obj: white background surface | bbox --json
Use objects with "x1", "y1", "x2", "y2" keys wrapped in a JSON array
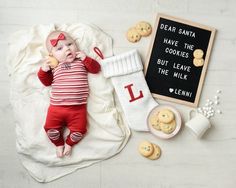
[{"x1": 0, "y1": 0, "x2": 236, "y2": 187}]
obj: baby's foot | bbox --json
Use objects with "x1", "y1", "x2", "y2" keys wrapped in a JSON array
[
  {"x1": 63, "y1": 144, "x2": 72, "y2": 156},
  {"x1": 56, "y1": 145, "x2": 64, "y2": 158}
]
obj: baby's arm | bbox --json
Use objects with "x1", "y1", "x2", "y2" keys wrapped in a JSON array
[
  {"x1": 83, "y1": 56, "x2": 101, "y2": 74},
  {"x1": 76, "y1": 51, "x2": 101, "y2": 74},
  {"x1": 37, "y1": 58, "x2": 53, "y2": 86}
]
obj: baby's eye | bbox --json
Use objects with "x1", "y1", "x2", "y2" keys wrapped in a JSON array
[
  {"x1": 57, "y1": 46, "x2": 62, "y2": 51},
  {"x1": 67, "y1": 43, "x2": 73, "y2": 46}
]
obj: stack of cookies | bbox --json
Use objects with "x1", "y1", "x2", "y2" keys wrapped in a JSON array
[
  {"x1": 126, "y1": 21, "x2": 152, "y2": 43},
  {"x1": 138, "y1": 140, "x2": 161, "y2": 160},
  {"x1": 193, "y1": 49, "x2": 204, "y2": 67},
  {"x1": 149, "y1": 109, "x2": 176, "y2": 134}
]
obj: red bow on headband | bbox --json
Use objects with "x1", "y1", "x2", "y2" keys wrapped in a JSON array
[{"x1": 50, "y1": 33, "x2": 65, "y2": 47}]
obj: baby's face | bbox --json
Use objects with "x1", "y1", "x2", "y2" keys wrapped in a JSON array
[{"x1": 48, "y1": 33, "x2": 78, "y2": 63}]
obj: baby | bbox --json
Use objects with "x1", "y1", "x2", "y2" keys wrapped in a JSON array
[{"x1": 38, "y1": 31, "x2": 100, "y2": 157}]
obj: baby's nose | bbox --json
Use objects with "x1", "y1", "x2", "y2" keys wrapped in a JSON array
[{"x1": 64, "y1": 45, "x2": 69, "y2": 50}]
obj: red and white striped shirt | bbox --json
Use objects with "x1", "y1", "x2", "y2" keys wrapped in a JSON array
[{"x1": 38, "y1": 57, "x2": 100, "y2": 106}]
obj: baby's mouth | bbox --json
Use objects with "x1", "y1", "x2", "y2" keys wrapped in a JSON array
[{"x1": 66, "y1": 52, "x2": 72, "y2": 57}]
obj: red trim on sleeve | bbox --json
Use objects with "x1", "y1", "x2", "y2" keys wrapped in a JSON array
[
  {"x1": 83, "y1": 56, "x2": 101, "y2": 74},
  {"x1": 37, "y1": 68, "x2": 53, "y2": 86}
]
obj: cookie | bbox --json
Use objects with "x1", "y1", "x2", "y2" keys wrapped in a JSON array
[
  {"x1": 149, "y1": 113, "x2": 161, "y2": 131},
  {"x1": 48, "y1": 56, "x2": 58, "y2": 69},
  {"x1": 135, "y1": 21, "x2": 152, "y2": 37},
  {"x1": 158, "y1": 109, "x2": 175, "y2": 124},
  {"x1": 147, "y1": 143, "x2": 161, "y2": 160},
  {"x1": 152, "y1": 122, "x2": 161, "y2": 131},
  {"x1": 193, "y1": 49, "x2": 204, "y2": 59},
  {"x1": 193, "y1": 58, "x2": 204, "y2": 67},
  {"x1": 160, "y1": 119, "x2": 176, "y2": 134},
  {"x1": 138, "y1": 141, "x2": 154, "y2": 157},
  {"x1": 126, "y1": 27, "x2": 141, "y2": 43}
]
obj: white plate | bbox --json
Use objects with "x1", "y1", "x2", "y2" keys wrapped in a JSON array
[{"x1": 147, "y1": 105, "x2": 182, "y2": 139}]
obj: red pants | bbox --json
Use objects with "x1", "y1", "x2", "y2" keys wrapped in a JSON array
[{"x1": 44, "y1": 104, "x2": 87, "y2": 146}]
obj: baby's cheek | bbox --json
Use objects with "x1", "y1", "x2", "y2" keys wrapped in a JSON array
[{"x1": 53, "y1": 52, "x2": 64, "y2": 61}]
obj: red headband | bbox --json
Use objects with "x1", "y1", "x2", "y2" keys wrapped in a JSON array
[{"x1": 50, "y1": 33, "x2": 65, "y2": 47}]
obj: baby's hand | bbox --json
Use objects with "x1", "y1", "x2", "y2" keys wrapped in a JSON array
[
  {"x1": 76, "y1": 51, "x2": 86, "y2": 61},
  {"x1": 41, "y1": 57, "x2": 51, "y2": 72}
]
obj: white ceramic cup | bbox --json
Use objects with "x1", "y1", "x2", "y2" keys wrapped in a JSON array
[{"x1": 185, "y1": 110, "x2": 211, "y2": 138}]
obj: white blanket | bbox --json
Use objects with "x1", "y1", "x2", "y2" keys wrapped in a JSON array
[{"x1": 6, "y1": 23, "x2": 130, "y2": 182}]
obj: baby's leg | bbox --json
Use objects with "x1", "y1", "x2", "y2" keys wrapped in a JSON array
[
  {"x1": 45, "y1": 128, "x2": 65, "y2": 157},
  {"x1": 44, "y1": 105, "x2": 66, "y2": 157},
  {"x1": 64, "y1": 105, "x2": 87, "y2": 156},
  {"x1": 63, "y1": 143, "x2": 72, "y2": 156},
  {"x1": 56, "y1": 145, "x2": 64, "y2": 158},
  {"x1": 64, "y1": 132, "x2": 84, "y2": 156}
]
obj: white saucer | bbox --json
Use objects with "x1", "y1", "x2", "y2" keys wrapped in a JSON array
[{"x1": 147, "y1": 105, "x2": 182, "y2": 139}]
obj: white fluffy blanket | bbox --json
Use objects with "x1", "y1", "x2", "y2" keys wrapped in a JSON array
[{"x1": 6, "y1": 23, "x2": 130, "y2": 182}]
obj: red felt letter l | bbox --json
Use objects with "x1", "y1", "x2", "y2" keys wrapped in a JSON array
[{"x1": 124, "y1": 84, "x2": 144, "y2": 102}]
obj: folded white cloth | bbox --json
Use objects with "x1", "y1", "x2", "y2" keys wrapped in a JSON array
[{"x1": 6, "y1": 23, "x2": 130, "y2": 182}]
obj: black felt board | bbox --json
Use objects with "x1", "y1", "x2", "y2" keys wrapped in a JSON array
[{"x1": 145, "y1": 14, "x2": 216, "y2": 107}]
